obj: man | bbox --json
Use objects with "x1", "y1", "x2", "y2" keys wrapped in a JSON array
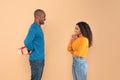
[{"x1": 24, "y1": 9, "x2": 46, "y2": 80}]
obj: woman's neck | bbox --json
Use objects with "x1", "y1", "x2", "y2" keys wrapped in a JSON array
[{"x1": 78, "y1": 34, "x2": 82, "y2": 37}]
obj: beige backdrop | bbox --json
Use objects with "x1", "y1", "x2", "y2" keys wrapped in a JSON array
[{"x1": 0, "y1": 0, "x2": 120, "y2": 80}]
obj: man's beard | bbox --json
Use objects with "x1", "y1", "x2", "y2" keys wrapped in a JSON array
[{"x1": 39, "y1": 20, "x2": 44, "y2": 25}]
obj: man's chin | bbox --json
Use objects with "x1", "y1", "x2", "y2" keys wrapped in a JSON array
[{"x1": 40, "y1": 22, "x2": 44, "y2": 25}]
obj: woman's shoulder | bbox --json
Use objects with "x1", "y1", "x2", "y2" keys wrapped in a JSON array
[{"x1": 78, "y1": 36, "x2": 88, "y2": 43}]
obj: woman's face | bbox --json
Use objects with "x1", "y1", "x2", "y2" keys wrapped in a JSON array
[{"x1": 74, "y1": 25, "x2": 81, "y2": 36}]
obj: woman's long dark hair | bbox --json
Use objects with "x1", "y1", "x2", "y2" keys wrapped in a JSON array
[{"x1": 76, "y1": 21, "x2": 93, "y2": 47}]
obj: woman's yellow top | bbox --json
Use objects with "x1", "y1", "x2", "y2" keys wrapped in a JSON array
[{"x1": 67, "y1": 36, "x2": 89, "y2": 58}]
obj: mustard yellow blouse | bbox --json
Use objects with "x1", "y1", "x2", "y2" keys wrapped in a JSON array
[{"x1": 67, "y1": 36, "x2": 89, "y2": 58}]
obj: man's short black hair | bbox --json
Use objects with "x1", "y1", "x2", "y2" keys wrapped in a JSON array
[{"x1": 34, "y1": 9, "x2": 45, "y2": 18}]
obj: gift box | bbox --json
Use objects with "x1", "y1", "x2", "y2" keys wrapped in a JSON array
[{"x1": 18, "y1": 46, "x2": 29, "y2": 55}]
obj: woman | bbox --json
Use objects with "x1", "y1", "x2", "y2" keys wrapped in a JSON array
[{"x1": 67, "y1": 21, "x2": 93, "y2": 80}]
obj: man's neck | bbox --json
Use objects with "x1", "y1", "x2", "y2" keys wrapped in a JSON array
[{"x1": 34, "y1": 20, "x2": 41, "y2": 26}]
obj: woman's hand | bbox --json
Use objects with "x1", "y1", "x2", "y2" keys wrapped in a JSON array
[
  {"x1": 70, "y1": 50, "x2": 74, "y2": 54},
  {"x1": 69, "y1": 34, "x2": 77, "y2": 43}
]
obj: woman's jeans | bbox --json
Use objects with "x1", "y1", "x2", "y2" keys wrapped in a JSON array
[
  {"x1": 72, "y1": 57, "x2": 88, "y2": 80},
  {"x1": 30, "y1": 60, "x2": 44, "y2": 80}
]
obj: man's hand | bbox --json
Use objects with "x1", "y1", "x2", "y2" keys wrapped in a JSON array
[{"x1": 28, "y1": 50, "x2": 32, "y2": 55}]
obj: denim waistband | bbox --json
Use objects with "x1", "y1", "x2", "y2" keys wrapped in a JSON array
[
  {"x1": 73, "y1": 56, "x2": 85, "y2": 59},
  {"x1": 73, "y1": 57, "x2": 86, "y2": 62}
]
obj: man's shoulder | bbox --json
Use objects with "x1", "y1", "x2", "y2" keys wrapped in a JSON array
[
  {"x1": 31, "y1": 22, "x2": 36, "y2": 27},
  {"x1": 30, "y1": 23, "x2": 37, "y2": 29}
]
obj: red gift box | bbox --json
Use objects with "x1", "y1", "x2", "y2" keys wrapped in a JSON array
[{"x1": 18, "y1": 46, "x2": 29, "y2": 55}]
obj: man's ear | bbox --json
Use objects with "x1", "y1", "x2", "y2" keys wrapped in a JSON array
[{"x1": 36, "y1": 15, "x2": 40, "y2": 19}]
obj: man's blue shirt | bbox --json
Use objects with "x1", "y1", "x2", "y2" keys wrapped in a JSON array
[{"x1": 24, "y1": 22, "x2": 44, "y2": 60}]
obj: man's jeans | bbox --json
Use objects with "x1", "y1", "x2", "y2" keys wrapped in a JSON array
[
  {"x1": 30, "y1": 60, "x2": 44, "y2": 80},
  {"x1": 72, "y1": 57, "x2": 88, "y2": 80}
]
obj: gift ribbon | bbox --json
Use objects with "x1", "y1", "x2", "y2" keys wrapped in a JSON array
[{"x1": 19, "y1": 46, "x2": 26, "y2": 55}]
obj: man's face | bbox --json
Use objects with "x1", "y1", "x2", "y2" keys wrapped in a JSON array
[{"x1": 38, "y1": 13, "x2": 46, "y2": 25}]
